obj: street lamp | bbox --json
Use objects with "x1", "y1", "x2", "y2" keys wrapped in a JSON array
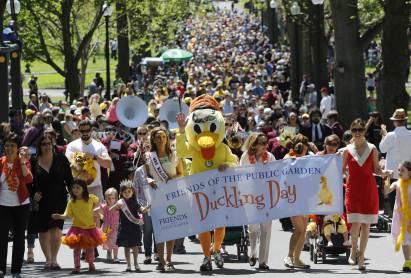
[
  {"x1": 103, "y1": 1, "x2": 112, "y2": 100},
  {"x1": 270, "y1": 0, "x2": 278, "y2": 9},
  {"x1": 311, "y1": 0, "x2": 325, "y2": 4},
  {"x1": 6, "y1": 0, "x2": 23, "y2": 114},
  {"x1": 290, "y1": 2, "x2": 301, "y2": 15},
  {"x1": 257, "y1": 0, "x2": 266, "y2": 33}
]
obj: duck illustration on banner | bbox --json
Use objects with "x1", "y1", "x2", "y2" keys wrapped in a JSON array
[{"x1": 317, "y1": 176, "x2": 333, "y2": 206}]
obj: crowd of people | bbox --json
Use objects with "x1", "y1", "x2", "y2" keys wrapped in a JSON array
[{"x1": 0, "y1": 5, "x2": 411, "y2": 278}]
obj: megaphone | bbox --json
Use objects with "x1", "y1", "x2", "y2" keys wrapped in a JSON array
[
  {"x1": 159, "y1": 98, "x2": 189, "y2": 130},
  {"x1": 116, "y1": 96, "x2": 148, "y2": 128}
]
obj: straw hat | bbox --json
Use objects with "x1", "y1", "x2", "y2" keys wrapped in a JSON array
[{"x1": 390, "y1": 108, "x2": 408, "y2": 121}]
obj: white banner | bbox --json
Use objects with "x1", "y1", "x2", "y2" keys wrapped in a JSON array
[{"x1": 146, "y1": 154, "x2": 343, "y2": 242}]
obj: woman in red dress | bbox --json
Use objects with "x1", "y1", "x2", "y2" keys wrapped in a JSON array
[{"x1": 343, "y1": 119, "x2": 383, "y2": 271}]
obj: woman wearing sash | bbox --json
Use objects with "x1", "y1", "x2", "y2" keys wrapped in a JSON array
[
  {"x1": 343, "y1": 119, "x2": 383, "y2": 271},
  {"x1": 145, "y1": 127, "x2": 183, "y2": 272},
  {"x1": 283, "y1": 134, "x2": 311, "y2": 269},
  {"x1": 240, "y1": 132, "x2": 275, "y2": 270}
]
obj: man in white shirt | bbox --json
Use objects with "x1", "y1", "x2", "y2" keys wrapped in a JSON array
[
  {"x1": 66, "y1": 120, "x2": 112, "y2": 201},
  {"x1": 379, "y1": 108, "x2": 411, "y2": 179},
  {"x1": 319, "y1": 87, "x2": 332, "y2": 122}
]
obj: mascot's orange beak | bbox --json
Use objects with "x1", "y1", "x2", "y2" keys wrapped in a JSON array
[{"x1": 197, "y1": 132, "x2": 218, "y2": 160}]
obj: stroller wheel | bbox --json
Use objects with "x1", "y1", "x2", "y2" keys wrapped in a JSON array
[
  {"x1": 310, "y1": 244, "x2": 314, "y2": 261},
  {"x1": 322, "y1": 251, "x2": 327, "y2": 264},
  {"x1": 345, "y1": 249, "x2": 350, "y2": 263}
]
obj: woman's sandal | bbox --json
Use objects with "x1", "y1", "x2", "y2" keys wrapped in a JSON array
[
  {"x1": 358, "y1": 254, "x2": 366, "y2": 271},
  {"x1": 51, "y1": 263, "x2": 61, "y2": 270},
  {"x1": 293, "y1": 259, "x2": 310, "y2": 269}
]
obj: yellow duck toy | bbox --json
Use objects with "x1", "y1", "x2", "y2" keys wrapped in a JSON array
[
  {"x1": 318, "y1": 176, "x2": 333, "y2": 206},
  {"x1": 176, "y1": 94, "x2": 238, "y2": 272}
]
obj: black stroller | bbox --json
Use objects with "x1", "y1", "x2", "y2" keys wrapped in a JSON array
[
  {"x1": 308, "y1": 216, "x2": 351, "y2": 264},
  {"x1": 221, "y1": 226, "x2": 249, "y2": 261}
]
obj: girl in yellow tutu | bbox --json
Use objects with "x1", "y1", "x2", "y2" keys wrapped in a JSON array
[
  {"x1": 52, "y1": 179, "x2": 106, "y2": 274},
  {"x1": 385, "y1": 161, "x2": 411, "y2": 272}
]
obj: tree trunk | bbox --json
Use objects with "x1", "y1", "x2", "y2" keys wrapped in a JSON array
[
  {"x1": 80, "y1": 49, "x2": 88, "y2": 97},
  {"x1": 377, "y1": 0, "x2": 410, "y2": 125},
  {"x1": 309, "y1": 3, "x2": 328, "y2": 106},
  {"x1": 330, "y1": 0, "x2": 367, "y2": 127},
  {"x1": 66, "y1": 64, "x2": 80, "y2": 102},
  {"x1": 116, "y1": 0, "x2": 130, "y2": 82}
]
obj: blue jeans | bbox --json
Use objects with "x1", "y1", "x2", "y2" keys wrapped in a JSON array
[{"x1": 143, "y1": 213, "x2": 156, "y2": 257}]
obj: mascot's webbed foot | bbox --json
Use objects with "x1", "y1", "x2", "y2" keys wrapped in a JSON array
[{"x1": 200, "y1": 257, "x2": 212, "y2": 272}]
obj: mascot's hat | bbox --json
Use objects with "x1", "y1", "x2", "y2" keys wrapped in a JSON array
[{"x1": 189, "y1": 94, "x2": 221, "y2": 113}]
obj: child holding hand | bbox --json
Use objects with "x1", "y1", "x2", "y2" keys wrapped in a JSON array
[
  {"x1": 385, "y1": 161, "x2": 411, "y2": 272},
  {"x1": 52, "y1": 179, "x2": 106, "y2": 274},
  {"x1": 110, "y1": 180, "x2": 149, "y2": 272}
]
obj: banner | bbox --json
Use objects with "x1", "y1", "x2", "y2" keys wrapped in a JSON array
[{"x1": 145, "y1": 154, "x2": 343, "y2": 242}]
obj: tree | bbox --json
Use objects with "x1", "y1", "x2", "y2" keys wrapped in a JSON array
[
  {"x1": 116, "y1": 0, "x2": 130, "y2": 82},
  {"x1": 376, "y1": 0, "x2": 410, "y2": 125},
  {"x1": 19, "y1": 0, "x2": 106, "y2": 101},
  {"x1": 330, "y1": 0, "x2": 383, "y2": 127}
]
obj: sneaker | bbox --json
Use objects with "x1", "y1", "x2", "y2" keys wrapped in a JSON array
[
  {"x1": 213, "y1": 251, "x2": 224, "y2": 268},
  {"x1": 327, "y1": 241, "x2": 333, "y2": 247},
  {"x1": 284, "y1": 256, "x2": 294, "y2": 268},
  {"x1": 154, "y1": 254, "x2": 160, "y2": 262},
  {"x1": 143, "y1": 257, "x2": 152, "y2": 264},
  {"x1": 200, "y1": 257, "x2": 212, "y2": 272},
  {"x1": 113, "y1": 258, "x2": 120, "y2": 264},
  {"x1": 166, "y1": 263, "x2": 176, "y2": 272},
  {"x1": 156, "y1": 263, "x2": 165, "y2": 272},
  {"x1": 125, "y1": 266, "x2": 132, "y2": 272}
]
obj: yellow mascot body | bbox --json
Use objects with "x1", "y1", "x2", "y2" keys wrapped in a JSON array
[{"x1": 176, "y1": 95, "x2": 238, "y2": 271}]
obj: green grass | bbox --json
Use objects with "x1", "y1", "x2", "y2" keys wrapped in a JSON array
[{"x1": 23, "y1": 54, "x2": 117, "y2": 89}]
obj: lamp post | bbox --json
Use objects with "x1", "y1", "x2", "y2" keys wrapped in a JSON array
[
  {"x1": 6, "y1": 0, "x2": 23, "y2": 113},
  {"x1": 290, "y1": 1, "x2": 301, "y2": 102},
  {"x1": 259, "y1": 0, "x2": 265, "y2": 32},
  {"x1": 103, "y1": 1, "x2": 112, "y2": 100}
]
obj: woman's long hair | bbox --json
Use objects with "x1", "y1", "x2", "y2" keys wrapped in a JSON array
[
  {"x1": 36, "y1": 133, "x2": 54, "y2": 157},
  {"x1": 242, "y1": 132, "x2": 266, "y2": 155},
  {"x1": 150, "y1": 127, "x2": 172, "y2": 158}
]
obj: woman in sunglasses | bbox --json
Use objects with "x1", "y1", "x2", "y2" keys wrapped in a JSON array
[
  {"x1": 31, "y1": 134, "x2": 73, "y2": 270},
  {"x1": 317, "y1": 135, "x2": 340, "y2": 155},
  {"x1": 342, "y1": 118, "x2": 384, "y2": 271},
  {"x1": 240, "y1": 133, "x2": 275, "y2": 270}
]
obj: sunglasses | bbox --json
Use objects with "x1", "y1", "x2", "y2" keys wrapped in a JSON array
[
  {"x1": 326, "y1": 142, "x2": 339, "y2": 147},
  {"x1": 41, "y1": 142, "x2": 52, "y2": 146},
  {"x1": 4, "y1": 143, "x2": 17, "y2": 148},
  {"x1": 79, "y1": 129, "x2": 91, "y2": 134},
  {"x1": 255, "y1": 138, "x2": 268, "y2": 146},
  {"x1": 351, "y1": 128, "x2": 365, "y2": 133},
  {"x1": 138, "y1": 132, "x2": 147, "y2": 136}
]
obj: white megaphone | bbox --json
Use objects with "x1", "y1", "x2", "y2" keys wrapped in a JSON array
[
  {"x1": 159, "y1": 98, "x2": 189, "y2": 130},
  {"x1": 116, "y1": 96, "x2": 148, "y2": 128}
]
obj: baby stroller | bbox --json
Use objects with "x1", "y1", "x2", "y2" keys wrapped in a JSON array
[
  {"x1": 308, "y1": 216, "x2": 351, "y2": 264},
  {"x1": 221, "y1": 226, "x2": 249, "y2": 261}
]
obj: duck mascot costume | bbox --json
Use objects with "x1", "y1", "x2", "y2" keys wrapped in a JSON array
[{"x1": 176, "y1": 95, "x2": 238, "y2": 272}]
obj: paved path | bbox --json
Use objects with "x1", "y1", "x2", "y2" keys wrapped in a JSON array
[{"x1": 5, "y1": 220, "x2": 409, "y2": 278}]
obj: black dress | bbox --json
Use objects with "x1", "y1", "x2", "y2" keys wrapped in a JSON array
[
  {"x1": 32, "y1": 153, "x2": 73, "y2": 233},
  {"x1": 116, "y1": 198, "x2": 143, "y2": 247}
]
